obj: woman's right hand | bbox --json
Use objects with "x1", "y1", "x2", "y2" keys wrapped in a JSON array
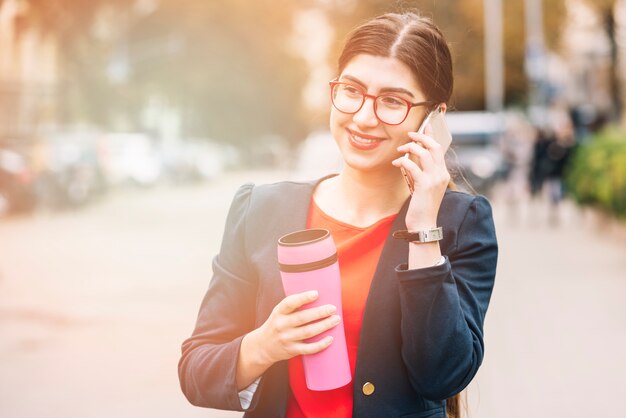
[
  {"x1": 236, "y1": 290, "x2": 341, "y2": 390},
  {"x1": 256, "y1": 290, "x2": 341, "y2": 364}
]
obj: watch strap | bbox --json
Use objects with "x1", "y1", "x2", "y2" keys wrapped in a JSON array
[{"x1": 392, "y1": 227, "x2": 443, "y2": 243}]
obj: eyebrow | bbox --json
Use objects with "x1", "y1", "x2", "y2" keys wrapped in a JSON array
[{"x1": 339, "y1": 74, "x2": 416, "y2": 98}]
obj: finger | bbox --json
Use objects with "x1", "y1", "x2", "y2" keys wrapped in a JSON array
[
  {"x1": 290, "y1": 314, "x2": 341, "y2": 341},
  {"x1": 279, "y1": 291, "x2": 318, "y2": 315},
  {"x1": 408, "y1": 130, "x2": 442, "y2": 150},
  {"x1": 287, "y1": 304, "x2": 337, "y2": 328},
  {"x1": 392, "y1": 153, "x2": 423, "y2": 171},
  {"x1": 392, "y1": 155, "x2": 423, "y2": 187},
  {"x1": 407, "y1": 132, "x2": 445, "y2": 165},
  {"x1": 397, "y1": 142, "x2": 435, "y2": 170},
  {"x1": 409, "y1": 126, "x2": 444, "y2": 146},
  {"x1": 292, "y1": 336, "x2": 334, "y2": 355}
]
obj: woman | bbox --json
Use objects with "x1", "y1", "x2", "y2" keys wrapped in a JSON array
[{"x1": 179, "y1": 12, "x2": 497, "y2": 418}]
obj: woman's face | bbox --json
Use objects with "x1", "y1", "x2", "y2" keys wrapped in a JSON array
[{"x1": 330, "y1": 54, "x2": 428, "y2": 174}]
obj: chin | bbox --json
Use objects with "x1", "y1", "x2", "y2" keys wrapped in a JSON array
[{"x1": 341, "y1": 152, "x2": 394, "y2": 174}]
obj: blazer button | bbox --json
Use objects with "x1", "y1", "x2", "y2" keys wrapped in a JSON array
[{"x1": 362, "y1": 382, "x2": 375, "y2": 396}]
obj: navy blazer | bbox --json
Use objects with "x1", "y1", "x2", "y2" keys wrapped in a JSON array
[{"x1": 178, "y1": 176, "x2": 498, "y2": 418}]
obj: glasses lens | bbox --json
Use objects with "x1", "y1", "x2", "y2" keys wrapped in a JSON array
[
  {"x1": 331, "y1": 83, "x2": 364, "y2": 113},
  {"x1": 375, "y1": 95, "x2": 410, "y2": 125}
]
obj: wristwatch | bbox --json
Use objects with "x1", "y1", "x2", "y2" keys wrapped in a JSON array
[{"x1": 392, "y1": 227, "x2": 443, "y2": 243}]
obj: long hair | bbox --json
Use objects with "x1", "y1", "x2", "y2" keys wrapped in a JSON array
[{"x1": 337, "y1": 12, "x2": 466, "y2": 418}]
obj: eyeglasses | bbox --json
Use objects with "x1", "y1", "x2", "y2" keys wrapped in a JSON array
[{"x1": 329, "y1": 80, "x2": 434, "y2": 126}]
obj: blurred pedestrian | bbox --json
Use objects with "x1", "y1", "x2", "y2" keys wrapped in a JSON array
[
  {"x1": 179, "y1": 11, "x2": 498, "y2": 418},
  {"x1": 529, "y1": 127, "x2": 549, "y2": 198},
  {"x1": 500, "y1": 111, "x2": 535, "y2": 223},
  {"x1": 529, "y1": 100, "x2": 576, "y2": 225}
]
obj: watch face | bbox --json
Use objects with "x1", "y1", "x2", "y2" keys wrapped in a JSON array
[
  {"x1": 430, "y1": 228, "x2": 443, "y2": 241},
  {"x1": 421, "y1": 227, "x2": 443, "y2": 242}
]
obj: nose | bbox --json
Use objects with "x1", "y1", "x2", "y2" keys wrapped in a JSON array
[{"x1": 352, "y1": 96, "x2": 379, "y2": 128}]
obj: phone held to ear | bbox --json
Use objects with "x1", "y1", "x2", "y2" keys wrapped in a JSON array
[{"x1": 400, "y1": 105, "x2": 452, "y2": 194}]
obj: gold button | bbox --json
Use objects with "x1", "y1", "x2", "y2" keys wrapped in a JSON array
[{"x1": 362, "y1": 382, "x2": 375, "y2": 396}]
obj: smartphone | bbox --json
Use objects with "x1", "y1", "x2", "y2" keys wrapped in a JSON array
[{"x1": 400, "y1": 105, "x2": 452, "y2": 194}]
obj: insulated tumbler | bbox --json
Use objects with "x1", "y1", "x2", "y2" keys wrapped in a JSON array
[{"x1": 277, "y1": 228, "x2": 351, "y2": 391}]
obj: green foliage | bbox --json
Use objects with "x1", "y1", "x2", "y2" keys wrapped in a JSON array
[{"x1": 565, "y1": 127, "x2": 626, "y2": 218}]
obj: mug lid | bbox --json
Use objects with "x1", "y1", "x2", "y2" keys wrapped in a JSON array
[{"x1": 278, "y1": 228, "x2": 329, "y2": 247}]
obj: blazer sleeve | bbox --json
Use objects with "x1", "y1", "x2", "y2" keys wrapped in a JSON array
[
  {"x1": 395, "y1": 195, "x2": 498, "y2": 401},
  {"x1": 178, "y1": 183, "x2": 259, "y2": 411}
]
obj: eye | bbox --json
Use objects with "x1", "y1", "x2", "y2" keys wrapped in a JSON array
[
  {"x1": 341, "y1": 84, "x2": 362, "y2": 97},
  {"x1": 378, "y1": 95, "x2": 405, "y2": 108}
]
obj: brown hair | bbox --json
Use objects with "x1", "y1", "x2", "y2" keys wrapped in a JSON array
[
  {"x1": 337, "y1": 12, "x2": 453, "y2": 109},
  {"x1": 337, "y1": 12, "x2": 466, "y2": 418}
]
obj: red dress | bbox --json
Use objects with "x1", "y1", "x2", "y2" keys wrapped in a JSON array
[{"x1": 286, "y1": 198, "x2": 397, "y2": 418}]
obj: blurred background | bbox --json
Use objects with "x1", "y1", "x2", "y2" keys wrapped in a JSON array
[{"x1": 0, "y1": 0, "x2": 624, "y2": 417}]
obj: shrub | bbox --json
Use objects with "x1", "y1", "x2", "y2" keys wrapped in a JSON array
[{"x1": 565, "y1": 126, "x2": 626, "y2": 219}]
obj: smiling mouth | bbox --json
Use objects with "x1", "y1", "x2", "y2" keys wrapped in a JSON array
[{"x1": 347, "y1": 129, "x2": 385, "y2": 149}]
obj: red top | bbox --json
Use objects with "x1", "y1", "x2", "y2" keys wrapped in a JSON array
[{"x1": 286, "y1": 198, "x2": 397, "y2": 418}]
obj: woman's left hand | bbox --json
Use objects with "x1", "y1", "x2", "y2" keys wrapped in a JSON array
[{"x1": 392, "y1": 125, "x2": 450, "y2": 230}]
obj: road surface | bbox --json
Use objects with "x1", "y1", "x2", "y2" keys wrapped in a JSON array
[{"x1": 1, "y1": 170, "x2": 624, "y2": 418}]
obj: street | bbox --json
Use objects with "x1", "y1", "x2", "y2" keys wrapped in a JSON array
[{"x1": 1, "y1": 170, "x2": 625, "y2": 418}]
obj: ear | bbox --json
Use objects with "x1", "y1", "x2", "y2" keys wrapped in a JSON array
[{"x1": 439, "y1": 103, "x2": 447, "y2": 114}]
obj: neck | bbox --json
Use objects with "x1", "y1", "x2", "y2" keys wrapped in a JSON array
[{"x1": 334, "y1": 165, "x2": 409, "y2": 216}]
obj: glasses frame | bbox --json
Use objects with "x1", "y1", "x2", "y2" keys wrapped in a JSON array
[{"x1": 329, "y1": 80, "x2": 434, "y2": 126}]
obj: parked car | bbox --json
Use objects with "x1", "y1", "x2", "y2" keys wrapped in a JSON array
[
  {"x1": 100, "y1": 133, "x2": 163, "y2": 187},
  {"x1": 0, "y1": 147, "x2": 37, "y2": 217},
  {"x1": 240, "y1": 134, "x2": 291, "y2": 169},
  {"x1": 37, "y1": 130, "x2": 105, "y2": 208},
  {"x1": 445, "y1": 111, "x2": 508, "y2": 194},
  {"x1": 161, "y1": 139, "x2": 238, "y2": 183}
]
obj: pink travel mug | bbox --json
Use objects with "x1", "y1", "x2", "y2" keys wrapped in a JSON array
[{"x1": 277, "y1": 228, "x2": 351, "y2": 391}]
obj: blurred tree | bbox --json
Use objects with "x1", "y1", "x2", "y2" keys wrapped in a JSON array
[
  {"x1": 16, "y1": 0, "x2": 127, "y2": 126},
  {"x1": 17, "y1": 0, "x2": 310, "y2": 146},
  {"x1": 582, "y1": 0, "x2": 621, "y2": 121},
  {"x1": 128, "y1": 0, "x2": 309, "y2": 145},
  {"x1": 325, "y1": 0, "x2": 567, "y2": 110}
]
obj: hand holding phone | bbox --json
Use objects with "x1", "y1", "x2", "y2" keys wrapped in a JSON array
[{"x1": 400, "y1": 105, "x2": 452, "y2": 194}]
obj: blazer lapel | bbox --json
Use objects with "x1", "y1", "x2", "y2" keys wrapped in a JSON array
[
  {"x1": 254, "y1": 174, "x2": 338, "y2": 309},
  {"x1": 354, "y1": 197, "x2": 411, "y2": 376}
]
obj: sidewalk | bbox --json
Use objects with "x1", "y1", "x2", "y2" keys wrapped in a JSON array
[
  {"x1": 466, "y1": 190, "x2": 626, "y2": 417},
  {"x1": 0, "y1": 172, "x2": 624, "y2": 418}
]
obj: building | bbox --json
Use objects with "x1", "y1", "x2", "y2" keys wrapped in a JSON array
[
  {"x1": 559, "y1": 0, "x2": 625, "y2": 125},
  {"x1": 0, "y1": 0, "x2": 59, "y2": 141}
]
